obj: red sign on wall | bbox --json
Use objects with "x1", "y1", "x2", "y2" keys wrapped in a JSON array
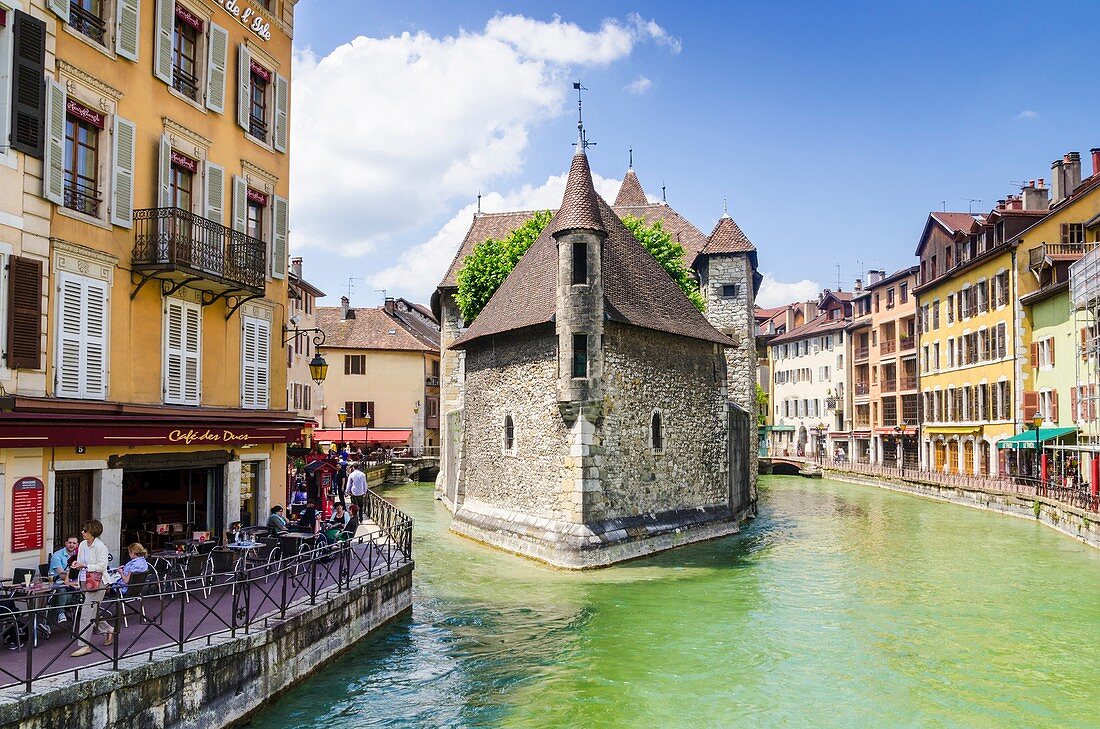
[{"x1": 11, "y1": 477, "x2": 44, "y2": 552}]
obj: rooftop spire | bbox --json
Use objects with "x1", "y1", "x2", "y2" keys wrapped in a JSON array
[
  {"x1": 722, "y1": 197, "x2": 730, "y2": 218},
  {"x1": 572, "y1": 81, "x2": 595, "y2": 153},
  {"x1": 628, "y1": 147, "x2": 633, "y2": 169}
]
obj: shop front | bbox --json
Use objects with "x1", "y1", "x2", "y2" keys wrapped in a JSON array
[{"x1": 0, "y1": 400, "x2": 302, "y2": 577}]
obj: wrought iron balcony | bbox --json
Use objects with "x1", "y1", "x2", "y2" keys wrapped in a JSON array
[
  {"x1": 173, "y1": 65, "x2": 200, "y2": 101},
  {"x1": 132, "y1": 207, "x2": 267, "y2": 299},
  {"x1": 69, "y1": 2, "x2": 107, "y2": 45}
]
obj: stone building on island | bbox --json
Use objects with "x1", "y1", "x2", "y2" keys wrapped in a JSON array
[{"x1": 436, "y1": 135, "x2": 759, "y2": 568}]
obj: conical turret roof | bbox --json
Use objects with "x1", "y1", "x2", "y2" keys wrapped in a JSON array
[
  {"x1": 701, "y1": 211, "x2": 756, "y2": 254},
  {"x1": 547, "y1": 148, "x2": 605, "y2": 237},
  {"x1": 614, "y1": 169, "x2": 649, "y2": 207}
]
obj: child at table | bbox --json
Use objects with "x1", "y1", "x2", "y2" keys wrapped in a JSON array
[{"x1": 112, "y1": 543, "x2": 149, "y2": 596}]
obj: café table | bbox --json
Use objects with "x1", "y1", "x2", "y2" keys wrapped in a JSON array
[
  {"x1": 149, "y1": 550, "x2": 191, "y2": 578},
  {"x1": 7, "y1": 582, "x2": 68, "y2": 646}
]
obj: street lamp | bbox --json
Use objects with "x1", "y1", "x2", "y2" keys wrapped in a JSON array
[
  {"x1": 283, "y1": 322, "x2": 329, "y2": 385},
  {"x1": 814, "y1": 423, "x2": 828, "y2": 463},
  {"x1": 894, "y1": 420, "x2": 908, "y2": 472},
  {"x1": 308, "y1": 354, "x2": 328, "y2": 385},
  {"x1": 1031, "y1": 410, "x2": 1044, "y2": 481},
  {"x1": 338, "y1": 407, "x2": 347, "y2": 446}
]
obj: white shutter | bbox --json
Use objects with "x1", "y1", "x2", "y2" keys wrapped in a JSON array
[
  {"x1": 55, "y1": 275, "x2": 83, "y2": 398},
  {"x1": 42, "y1": 79, "x2": 65, "y2": 205},
  {"x1": 115, "y1": 0, "x2": 141, "y2": 62},
  {"x1": 206, "y1": 24, "x2": 229, "y2": 114},
  {"x1": 273, "y1": 73, "x2": 288, "y2": 152},
  {"x1": 237, "y1": 43, "x2": 251, "y2": 130},
  {"x1": 164, "y1": 298, "x2": 201, "y2": 405},
  {"x1": 83, "y1": 280, "x2": 109, "y2": 400},
  {"x1": 46, "y1": 0, "x2": 67, "y2": 18},
  {"x1": 241, "y1": 316, "x2": 269, "y2": 409},
  {"x1": 232, "y1": 175, "x2": 247, "y2": 233},
  {"x1": 153, "y1": 0, "x2": 174, "y2": 84},
  {"x1": 111, "y1": 116, "x2": 136, "y2": 228},
  {"x1": 55, "y1": 273, "x2": 109, "y2": 400},
  {"x1": 204, "y1": 162, "x2": 225, "y2": 225},
  {"x1": 271, "y1": 194, "x2": 287, "y2": 279},
  {"x1": 159, "y1": 134, "x2": 172, "y2": 207}
]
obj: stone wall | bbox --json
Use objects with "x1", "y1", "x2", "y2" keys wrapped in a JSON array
[
  {"x1": 597, "y1": 323, "x2": 729, "y2": 520},
  {"x1": 0, "y1": 565, "x2": 413, "y2": 729},
  {"x1": 458, "y1": 326, "x2": 570, "y2": 521},
  {"x1": 437, "y1": 291, "x2": 466, "y2": 508}
]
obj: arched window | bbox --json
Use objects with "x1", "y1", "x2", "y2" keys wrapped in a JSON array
[
  {"x1": 651, "y1": 411, "x2": 663, "y2": 452},
  {"x1": 503, "y1": 414, "x2": 515, "y2": 452}
]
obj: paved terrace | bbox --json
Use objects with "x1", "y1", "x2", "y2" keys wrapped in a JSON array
[{"x1": 0, "y1": 507, "x2": 412, "y2": 694}]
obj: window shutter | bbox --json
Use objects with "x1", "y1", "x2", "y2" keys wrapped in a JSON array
[
  {"x1": 1051, "y1": 391, "x2": 1059, "y2": 423},
  {"x1": 10, "y1": 11, "x2": 46, "y2": 157},
  {"x1": 55, "y1": 276, "x2": 83, "y2": 398},
  {"x1": 115, "y1": 0, "x2": 140, "y2": 62},
  {"x1": 83, "y1": 280, "x2": 108, "y2": 400},
  {"x1": 237, "y1": 43, "x2": 251, "y2": 130},
  {"x1": 153, "y1": 0, "x2": 174, "y2": 84},
  {"x1": 1061, "y1": 224, "x2": 1070, "y2": 245},
  {"x1": 272, "y1": 195, "x2": 287, "y2": 279},
  {"x1": 42, "y1": 79, "x2": 65, "y2": 205},
  {"x1": 163, "y1": 298, "x2": 200, "y2": 405},
  {"x1": 273, "y1": 73, "x2": 288, "y2": 152},
  {"x1": 7, "y1": 256, "x2": 41, "y2": 370},
  {"x1": 1072, "y1": 387, "x2": 1078, "y2": 423},
  {"x1": 1082, "y1": 328, "x2": 1089, "y2": 361},
  {"x1": 1030, "y1": 342, "x2": 1039, "y2": 368},
  {"x1": 110, "y1": 116, "x2": 136, "y2": 228},
  {"x1": 158, "y1": 134, "x2": 172, "y2": 207},
  {"x1": 241, "y1": 316, "x2": 269, "y2": 409},
  {"x1": 46, "y1": 0, "x2": 68, "y2": 17},
  {"x1": 204, "y1": 161, "x2": 225, "y2": 225},
  {"x1": 232, "y1": 175, "x2": 247, "y2": 233},
  {"x1": 1022, "y1": 390, "x2": 1038, "y2": 418},
  {"x1": 206, "y1": 23, "x2": 229, "y2": 113},
  {"x1": 1049, "y1": 337, "x2": 1055, "y2": 367}
]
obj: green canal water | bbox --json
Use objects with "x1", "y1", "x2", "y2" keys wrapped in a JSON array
[{"x1": 246, "y1": 476, "x2": 1100, "y2": 727}]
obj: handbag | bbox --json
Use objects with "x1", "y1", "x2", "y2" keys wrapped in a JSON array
[{"x1": 84, "y1": 571, "x2": 103, "y2": 590}]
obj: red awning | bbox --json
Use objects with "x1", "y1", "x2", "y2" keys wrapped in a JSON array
[{"x1": 313, "y1": 428, "x2": 412, "y2": 445}]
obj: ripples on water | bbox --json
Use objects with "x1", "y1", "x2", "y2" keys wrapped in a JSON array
[{"x1": 246, "y1": 477, "x2": 1100, "y2": 728}]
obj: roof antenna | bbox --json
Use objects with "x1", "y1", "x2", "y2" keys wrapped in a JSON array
[
  {"x1": 477, "y1": 191, "x2": 482, "y2": 216},
  {"x1": 572, "y1": 82, "x2": 594, "y2": 150},
  {"x1": 941, "y1": 200, "x2": 947, "y2": 212},
  {"x1": 375, "y1": 289, "x2": 387, "y2": 304},
  {"x1": 835, "y1": 264, "x2": 843, "y2": 291},
  {"x1": 962, "y1": 197, "x2": 981, "y2": 213},
  {"x1": 628, "y1": 147, "x2": 633, "y2": 169}
]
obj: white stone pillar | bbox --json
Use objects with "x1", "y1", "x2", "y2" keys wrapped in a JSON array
[
  {"x1": 224, "y1": 459, "x2": 242, "y2": 533},
  {"x1": 95, "y1": 468, "x2": 124, "y2": 564}
]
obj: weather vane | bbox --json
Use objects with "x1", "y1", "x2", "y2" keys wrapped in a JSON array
[{"x1": 573, "y1": 82, "x2": 595, "y2": 150}]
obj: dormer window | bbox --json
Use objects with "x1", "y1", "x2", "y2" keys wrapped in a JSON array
[{"x1": 571, "y1": 240, "x2": 587, "y2": 284}]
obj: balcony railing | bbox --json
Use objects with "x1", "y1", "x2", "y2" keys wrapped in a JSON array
[
  {"x1": 64, "y1": 182, "x2": 101, "y2": 217},
  {"x1": 1029, "y1": 242, "x2": 1100, "y2": 269},
  {"x1": 173, "y1": 65, "x2": 200, "y2": 101},
  {"x1": 900, "y1": 374, "x2": 918, "y2": 390},
  {"x1": 854, "y1": 347, "x2": 869, "y2": 361},
  {"x1": 881, "y1": 379, "x2": 897, "y2": 393},
  {"x1": 425, "y1": 376, "x2": 440, "y2": 387},
  {"x1": 899, "y1": 335, "x2": 916, "y2": 351},
  {"x1": 854, "y1": 382, "x2": 870, "y2": 396},
  {"x1": 249, "y1": 115, "x2": 268, "y2": 143},
  {"x1": 132, "y1": 208, "x2": 267, "y2": 294},
  {"x1": 853, "y1": 419, "x2": 870, "y2": 429},
  {"x1": 69, "y1": 2, "x2": 107, "y2": 45},
  {"x1": 880, "y1": 339, "x2": 897, "y2": 355}
]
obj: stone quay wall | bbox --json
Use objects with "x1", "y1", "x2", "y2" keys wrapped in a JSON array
[
  {"x1": 0, "y1": 564, "x2": 413, "y2": 729},
  {"x1": 824, "y1": 469, "x2": 1100, "y2": 550}
]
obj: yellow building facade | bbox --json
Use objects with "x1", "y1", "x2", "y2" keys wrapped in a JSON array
[{"x1": 0, "y1": 0, "x2": 299, "y2": 574}]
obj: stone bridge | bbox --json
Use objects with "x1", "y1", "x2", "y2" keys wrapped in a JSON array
[{"x1": 760, "y1": 456, "x2": 822, "y2": 478}]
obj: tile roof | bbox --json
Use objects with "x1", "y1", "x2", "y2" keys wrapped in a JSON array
[
  {"x1": 768, "y1": 313, "x2": 851, "y2": 345},
  {"x1": 614, "y1": 169, "x2": 649, "y2": 206},
  {"x1": 612, "y1": 203, "x2": 710, "y2": 265},
  {"x1": 317, "y1": 306, "x2": 438, "y2": 352},
  {"x1": 701, "y1": 214, "x2": 756, "y2": 254},
  {"x1": 931, "y1": 212, "x2": 979, "y2": 235},
  {"x1": 452, "y1": 156, "x2": 733, "y2": 350},
  {"x1": 439, "y1": 210, "x2": 544, "y2": 289},
  {"x1": 547, "y1": 150, "x2": 605, "y2": 237}
]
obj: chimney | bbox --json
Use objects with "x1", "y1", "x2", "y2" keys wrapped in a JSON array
[
  {"x1": 1051, "y1": 159, "x2": 1065, "y2": 204},
  {"x1": 868, "y1": 269, "x2": 885, "y2": 285},
  {"x1": 384, "y1": 297, "x2": 395, "y2": 315},
  {"x1": 854, "y1": 278, "x2": 863, "y2": 292},
  {"x1": 996, "y1": 198, "x2": 1007, "y2": 211},
  {"x1": 1065, "y1": 152, "x2": 1082, "y2": 196},
  {"x1": 1021, "y1": 181, "x2": 1050, "y2": 212},
  {"x1": 290, "y1": 257, "x2": 303, "y2": 278},
  {"x1": 341, "y1": 296, "x2": 350, "y2": 319},
  {"x1": 1092, "y1": 148, "x2": 1100, "y2": 178}
]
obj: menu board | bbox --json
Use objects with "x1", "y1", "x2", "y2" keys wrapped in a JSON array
[{"x1": 11, "y1": 477, "x2": 44, "y2": 552}]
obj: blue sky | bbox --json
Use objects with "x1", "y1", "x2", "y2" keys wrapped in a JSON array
[{"x1": 289, "y1": 1, "x2": 1100, "y2": 307}]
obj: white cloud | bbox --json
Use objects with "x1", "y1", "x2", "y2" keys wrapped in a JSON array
[
  {"x1": 290, "y1": 13, "x2": 678, "y2": 261},
  {"x1": 626, "y1": 75, "x2": 652, "y2": 95},
  {"x1": 755, "y1": 273, "x2": 821, "y2": 308},
  {"x1": 1015, "y1": 110, "x2": 1038, "y2": 120},
  {"x1": 368, "y1": 173, "x2": 622, "y2": 302}
]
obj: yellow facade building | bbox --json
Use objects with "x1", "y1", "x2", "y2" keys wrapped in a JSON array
[{"x1": 0, "y1": 0, "x2": 300, "y2": 573}]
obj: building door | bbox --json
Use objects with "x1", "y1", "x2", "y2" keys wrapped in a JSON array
[
  {"x1": 980, "y1": 442, "x2": 990, "y2": 475},
  {"x1": 947, "y1": 440, "x2": 958, "y2": 474},
  {"x1": 963, "y1": 441, "x2": 974, "y2": 475},
  {"x1": 240, "y1": 461, "x2": 262, "y2": 527},
  {"x1": 934, "y1": 442, "x2": 946, "y2": 471},
  {"x1": 54, "y1": 471, "x2": 92, "y2": 551}
]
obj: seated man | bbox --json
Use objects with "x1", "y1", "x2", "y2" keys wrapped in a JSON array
[
  {"x1": 48, "y1": 535, "x2": 81, "y2": 624},
  {"x1": 294, "y1": 501, "x2": 319, "y2": 534}
]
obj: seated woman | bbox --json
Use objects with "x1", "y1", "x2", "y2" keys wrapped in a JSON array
[
  {"x1": 111, "y1": 543, "x2": 150, "y2": 596},
  {"x1": 267, "y1": 505, "x2": 289, "y2": 534},
  {"x1": 345, "y1": 504, "x2": 362, "y2": 538},
  {"x1": 323, "y1": 503, "x2": 351, "y2": 541}
]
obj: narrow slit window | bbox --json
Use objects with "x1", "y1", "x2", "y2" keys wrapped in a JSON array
[
  {"x1": 503, "y1": 414, "x2": 514, "y2": 451},
  {"x1": 572, "y1": 240, "x2": 587, "y2": 284},
  {"x1": 572, "y1": 333, "x2": 587, "y2": 378},
  {"x1": 651, "y1": 412, "x2": 663, "y2": 451}
]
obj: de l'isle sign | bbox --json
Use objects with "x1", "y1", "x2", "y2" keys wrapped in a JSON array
[{"x1": 218, "y1": 0, "x2": 272, "y2": 41}]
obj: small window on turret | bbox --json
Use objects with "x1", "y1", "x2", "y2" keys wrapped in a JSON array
[
  {"x1": 572, "y1": 240, "x2": 587, "y2": 284},
  {"x1": 503, "y1": 414, "x2": 515, "y2": 452},
  {"x1": 721, "y1": 284, "x2": 740, "y2": 298},
  {"x1": 651, "y1": 412, "x2": 664, "y2": 453},
  {"x1": 572, "y1": 334, "x2": 587, "y2": 378}
]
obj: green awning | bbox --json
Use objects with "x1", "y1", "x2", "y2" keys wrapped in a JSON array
[
  {"x1": 763, "y1": 425, "x2": 796, "y2": 432},
  {"x1": 996, "y1": 427, "x2": 1078, "y2": 449}
]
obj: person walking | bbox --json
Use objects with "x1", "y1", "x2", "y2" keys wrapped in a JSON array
[
  {"x1": 71, "y1": 519, "x2": 113, "y2": 656},
  {"x1": 347, "y1": 462, "x2": 368, "y2": 516}
]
